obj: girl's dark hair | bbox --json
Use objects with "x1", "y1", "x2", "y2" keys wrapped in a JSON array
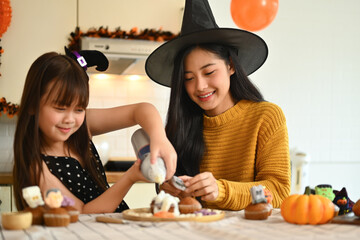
[
  {"x1": 165, "y1": 43, "x2": 264, "y2": 176},
  {"x1": 13, "y1": 52, "x2": 107, "y2": 210}
]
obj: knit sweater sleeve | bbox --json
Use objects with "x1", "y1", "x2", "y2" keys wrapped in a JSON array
[{"x1": 204, "y1": 102, "x2": 291, "y2": 210}]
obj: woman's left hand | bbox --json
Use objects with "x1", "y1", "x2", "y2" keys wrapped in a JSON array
[{"x1": 183, "y1": 172, "x2": 219, "y2": 201}]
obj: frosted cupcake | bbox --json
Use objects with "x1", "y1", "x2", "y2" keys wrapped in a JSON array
[
  {"x1": 22, "y1": 186, "x2": 46, "y2": 225},
  {"x1": 43, "y1": 189, "x2": 70, "y2": 227},
  {"x1": 61, "y1": 195, "x2": 79, "y2": 223}
]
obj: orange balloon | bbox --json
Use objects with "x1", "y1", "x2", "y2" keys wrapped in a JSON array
[{"x1": 231, "y1": 0, "x2": 279, "y2": 32}]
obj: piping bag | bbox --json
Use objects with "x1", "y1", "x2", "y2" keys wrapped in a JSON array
[{"x1": 131, "y1": 128, "x2": 186, "y2": 190}]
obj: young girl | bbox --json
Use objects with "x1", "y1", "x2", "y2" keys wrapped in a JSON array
[
  {"x1": 145, "y1": 0, "x2": 291, "y2": 210},
  {"x1": 13, "y1": 50, "x2": 177, "y2": 213}
]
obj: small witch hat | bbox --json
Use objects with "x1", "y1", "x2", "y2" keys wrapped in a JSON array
[
  {"x1": 64, "y1": 47, "x2": 109, "y2": 72},
  {"x1": 145, "y1": 0, "x2": 268, "y2": 87}
]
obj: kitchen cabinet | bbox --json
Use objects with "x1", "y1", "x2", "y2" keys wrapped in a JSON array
[
  {"x1": 78, "y1": 0, "x2": 182, "y2": 33},
  {"x1": 106, "y1": 171, "x2": 157, "y2": 209},
  {"x1": 0, "y1": 173, "x2": 15, "y2": 213},
  {"x1": 123, "y1": 182, "x2": 157, "y2": 209},
  {"x1": 0, "y1": 186, "x2": 13, "y2": 213}
]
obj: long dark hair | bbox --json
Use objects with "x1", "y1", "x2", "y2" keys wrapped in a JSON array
[
  {"x1": 165, "y1": 43, "x2": 264, "y2": 176},
  {"x1": 13, "y1": 52, "x2": 107, "y2": 210}
]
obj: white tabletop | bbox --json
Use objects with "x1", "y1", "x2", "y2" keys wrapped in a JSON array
[{"x1": 1, "y1": 209, "x2": 360, "y2": 240}]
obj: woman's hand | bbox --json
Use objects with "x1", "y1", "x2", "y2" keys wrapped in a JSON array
[{"x1": 183, "y1": 172, "x2": 219, "y2": 201}]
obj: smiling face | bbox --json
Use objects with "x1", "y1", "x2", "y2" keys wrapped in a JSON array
[
  {"x1": 183, "y1": 47, "x2": 235, "y2": 116},
  {"x1": 38, "y1": 81, "x2": 86, "y2": 149}
]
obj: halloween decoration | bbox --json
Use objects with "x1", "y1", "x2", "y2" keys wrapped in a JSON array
[
  {"x1": 0, "y1": 0, "x2": 12, "y2": 76},
  {"x1": 230, "y1": 0, "x2": 278, "y2": 31},
  {"x1": 67, "y1": 26, "x2": 178, "y2": 52},
  {"x1": 281, "y1": 187, "x2": 335, "y2": 225},
  {"x1": 0, "y1": 97, "x2": 19, "y2": 118},
  {"x1": 333, "y1": 187, "x2": 354, "y2": 215}
]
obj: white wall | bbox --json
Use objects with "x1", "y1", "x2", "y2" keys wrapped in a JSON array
[
  {"x1": 0, "y1": 0, "x2": 359, "y2": 200},
  {"x1": 209, "y1": 0, "x2": 360, "y2": 200}
]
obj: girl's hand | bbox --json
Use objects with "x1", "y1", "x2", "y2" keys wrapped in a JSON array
[
  {"x1": 183, "y1": 172, "x2": 219, "y2": 201},
  {"x1": 159, "y1": 175, "x2": 192, "y2": 198},
  {"x1": 159, "y1": 181, "x2": 182, "y2": 197},
  {"x1": 149, "y1": 137, "x2": 177, "y2": 181},
  {"x1": 126, "y1": 159, "x2": 148, "y2": 183}
]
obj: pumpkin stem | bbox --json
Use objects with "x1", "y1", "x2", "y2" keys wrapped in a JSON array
[{"x1": 305, "y1": 186, "x2": 311, "y2": 195}]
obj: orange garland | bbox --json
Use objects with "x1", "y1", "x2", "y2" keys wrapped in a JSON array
[
  {"x1": 0, "y1": 97, "x2": 18, "y2": 118},
  {"x1": 68, "y1": 26, "x2": 179, "y2": 52}
]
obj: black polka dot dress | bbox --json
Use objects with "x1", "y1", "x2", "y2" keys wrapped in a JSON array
[{"x1": 42, "y1": 141, "x2": 129, "y2": 212}]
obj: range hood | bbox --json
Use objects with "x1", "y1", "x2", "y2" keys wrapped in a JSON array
[{"x1": 81, "y1": 37, "x2": 164, "y2": 75}]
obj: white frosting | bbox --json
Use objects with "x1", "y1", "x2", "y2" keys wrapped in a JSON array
[{"x1": 152, "y1": 190, "x2": 180, "y2": 216}]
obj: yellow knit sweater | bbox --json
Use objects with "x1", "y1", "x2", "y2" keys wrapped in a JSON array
[{"x1": 201, "y1": 100, "x2": 291, "y2": 210}]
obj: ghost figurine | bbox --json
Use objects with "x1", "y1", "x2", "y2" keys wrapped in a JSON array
[
  {"x1": 22, "y1": 186, "x2": 45, "y2": 208},
  {"x1": 45, "y1": 188, "x2": 64, "y2": 209},
  {"x1": 250, "y1": 185, "x2": 267, "y2": 204},
  {"x1": 22, "y1": 186, "x2": 46, "y2": 225}
]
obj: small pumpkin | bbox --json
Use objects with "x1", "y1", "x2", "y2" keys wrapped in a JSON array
[
  {"x1": 336, "y1": 197, "x2": 347, "y2": 206},
  {"x1": 281, "y1": 187, "x2": 335, "y2": 225},
  {"x1": 353, "y1": 199, "x2": 360, "y2": 217},
  {"x1": 263, "y1": 187, "x2": 273, "y2": 204}
]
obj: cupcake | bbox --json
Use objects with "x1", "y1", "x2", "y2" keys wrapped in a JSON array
[
  {"x1": 179, "y1": 197, "x2": 202, "y2": 214},
  {"x1": 22, "y1": 186, "x2": 46, "y2": 225},
  {"x1": 43, "y1": 189, "x2": 70, "y2": 227},
  {"x1": 1, "y1": 211, "x2": 32, "y2": 230},
  {"x1": 244, "y1": 202, "x2": 273, "y2": 220},
  {"x1": 43, "y1": 208, "x2": 71, "y2": 227},
  {"x1": 61, "y1": 195, "x2": 79, "y2": 223},
  {"x1": 244, "y1": 185, "x2": 272, "y2": 220},
  {"x1": 150, "y1": 190, "x2": 180, "y2": 216}
]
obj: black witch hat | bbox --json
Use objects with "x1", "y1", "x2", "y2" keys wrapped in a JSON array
[
  {"x1": 64, "y1": 47, "x2": 109, "y2": 72},
  {"x1": 145, "y1": 0, "x2": 268, "y2": 87}
]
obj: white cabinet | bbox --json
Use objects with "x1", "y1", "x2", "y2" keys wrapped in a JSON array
[
  {"x1": 0, "y1": 186, "x2": 13, "y2": 213},
  {"x1": 123, "y1": 182, "x2": 157, "y2": 209},
  {"x1": 78, "y1": 0, "x2": 182, "y2": 33}
]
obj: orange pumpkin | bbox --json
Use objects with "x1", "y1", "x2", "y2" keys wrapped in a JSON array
[
  {"x1": 263, "y1": 187, "x2": 273, "y2": 204},
  {"x1": 281, "y1": 187, "x2": 335, "y2": 225},
  {"x1": 336, "y1": 197, "x2": 347, "y2": 206}
]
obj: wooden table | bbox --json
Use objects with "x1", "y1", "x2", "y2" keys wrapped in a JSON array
[{"x1": 1, "y1": 209, "x2": 360, "y2": 240}]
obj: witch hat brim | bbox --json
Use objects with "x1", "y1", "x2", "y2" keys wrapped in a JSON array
[{"x1": 145, "y1": 0, "x2": 268, "y2": 87}]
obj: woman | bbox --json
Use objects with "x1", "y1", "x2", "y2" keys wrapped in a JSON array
[{"x1": 145, "y1": 0, "x2": 290, "y2": 210}]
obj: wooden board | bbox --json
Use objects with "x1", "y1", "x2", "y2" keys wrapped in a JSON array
[
  {"x1": 331, "y1": 213, "x2": 360, "y2": 225},
  {"x1": 122, "y1": 208, "x2": 225, "y2": 222}
]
